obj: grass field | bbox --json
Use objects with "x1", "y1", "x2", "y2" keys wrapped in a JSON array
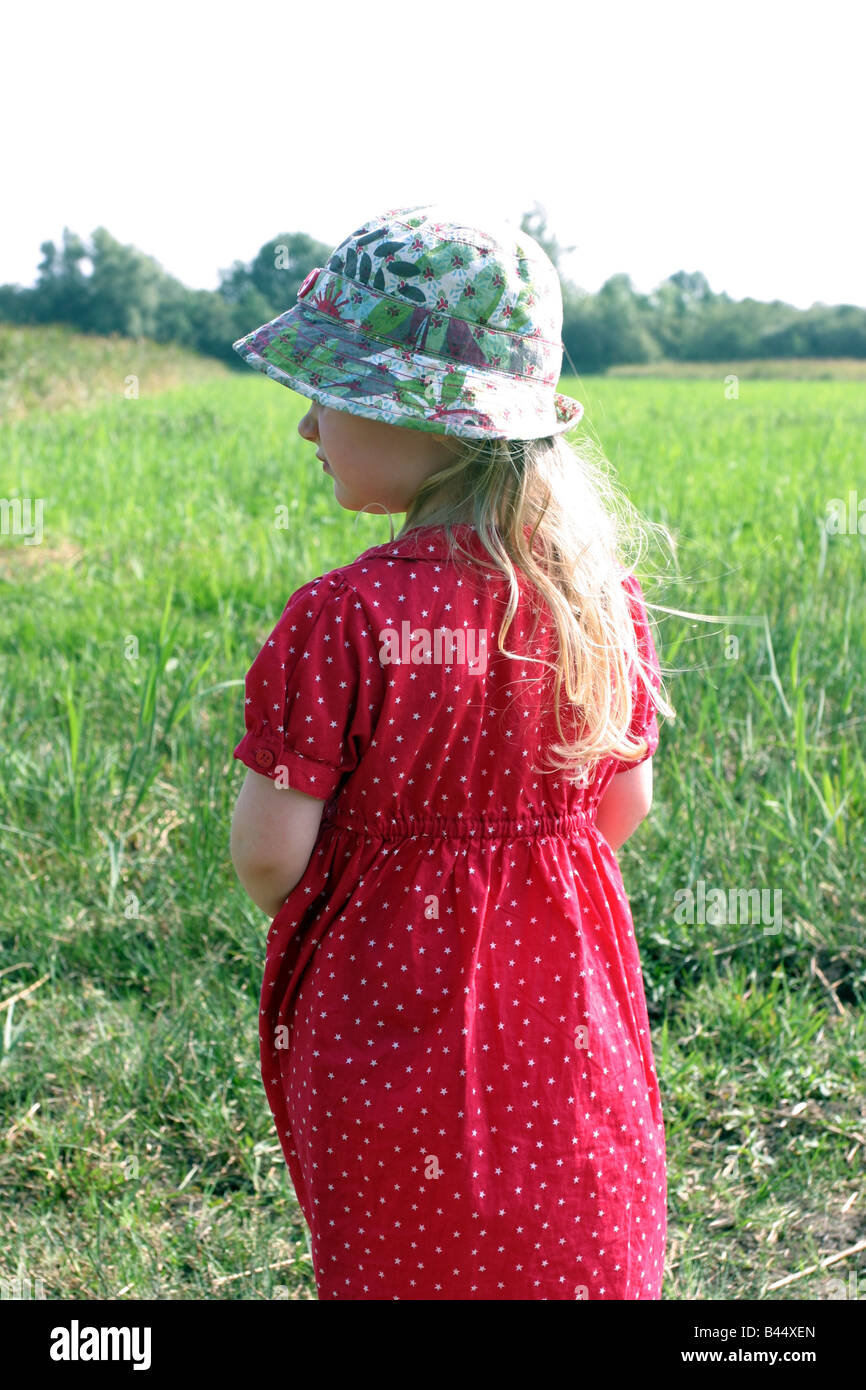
[
  {"x1": 1, "y1": 337, "x2": 865, "y2": 1301},
  {"x1": 607, "y1": 357, "x2": 866, "y2": 381}
]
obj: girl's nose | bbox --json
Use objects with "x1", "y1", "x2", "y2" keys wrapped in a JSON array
[{"x1": 298, "y1": 407, "x2": 317, "y2": 442}]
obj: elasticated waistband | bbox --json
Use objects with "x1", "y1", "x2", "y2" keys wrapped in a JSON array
[{"x1": 324, "y1": 808, "x2": 596, "y2": 842}]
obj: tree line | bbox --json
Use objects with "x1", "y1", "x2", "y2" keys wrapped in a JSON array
[{"x1": 1, "y1": 211, "x2": 863, "y2": 373}]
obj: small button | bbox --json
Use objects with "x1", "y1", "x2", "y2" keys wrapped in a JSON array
[
  {"x1": 297, "y1": 268, "x2": 321, "y2": 300},
  {"x1": 255, "y1": 748, "x2": 275, "y2": 769}
]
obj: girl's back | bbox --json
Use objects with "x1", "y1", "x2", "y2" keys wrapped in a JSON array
[{"x1": 236, "y1": 519, "x2": 667, "y2": 1300}]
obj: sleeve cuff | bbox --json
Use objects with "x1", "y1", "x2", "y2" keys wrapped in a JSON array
[
  {"x1": 232, "y1": 730, "x2": 342, "y2": 799},
  {"x1": 608, "y1": 721, "x2": 659, "y2": 774}
]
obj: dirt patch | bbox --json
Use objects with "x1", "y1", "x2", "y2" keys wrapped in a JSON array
[{"x1": 0, "y1": 539, "x2": 84, "y2": 573}]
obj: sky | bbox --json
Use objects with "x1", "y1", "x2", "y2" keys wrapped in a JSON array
[{"x1": 3, "y1": 0, "x2": 864, "y2": 310}]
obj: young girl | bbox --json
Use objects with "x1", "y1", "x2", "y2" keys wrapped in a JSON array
[{"x1": 229, "y1": 203, "x2": 675, "y2": 1301}]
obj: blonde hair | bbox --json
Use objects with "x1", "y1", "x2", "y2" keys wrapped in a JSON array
[{"x1": 388, "y1": 429, "x2": 678, "y2": 785}]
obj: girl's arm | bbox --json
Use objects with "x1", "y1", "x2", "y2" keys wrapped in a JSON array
[
  {"x1": 595, "y1": 759, "x2": 654, "y2": 853},
  {"x1": 230, "y1": 770, "x2": 325, "y2": 917}
]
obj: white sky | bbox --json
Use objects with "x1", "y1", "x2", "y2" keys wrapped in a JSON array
[{"x1": 3, "y1": 0, "x2": 864, "y2": 309}]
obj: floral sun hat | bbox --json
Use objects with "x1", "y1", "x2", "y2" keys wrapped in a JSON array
[{"x1": 231, "y1": 203, "x2": 585, "y2": 441}]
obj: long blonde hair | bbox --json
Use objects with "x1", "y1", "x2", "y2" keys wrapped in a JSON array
[{"x1": 389, "y1": 429, "x2": 677, "y2": 785}]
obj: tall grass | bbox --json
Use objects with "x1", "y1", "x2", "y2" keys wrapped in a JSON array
[
  {"x1": 0, "y1": 323, "x2": 232, "y2": 419},
  {"x1": 1, "y1": 362, "x2": 864, "y2": 1300}
]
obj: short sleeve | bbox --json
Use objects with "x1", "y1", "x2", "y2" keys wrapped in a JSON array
[
  {"x1": 606, "y1": 571, "x2": 662, "y2": 775},
  {"x1": 233, "y1": 573, "x2": 386, "y2": 799}
]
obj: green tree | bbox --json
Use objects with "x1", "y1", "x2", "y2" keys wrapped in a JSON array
[
  {"x1": 647, "y1": 271, "x2": 717, "y2": 358},
  {"x1": 33, "y1": 227, "x2": 93, "y2": 325},
  {"x1": 218, "y1": 231, "x2": 331, "y2": 313},
  {"x1": 82, "y1": 228, "x2": 167, "y2": 338},
  {"x1": 562, "y1": 274, "x2": 660, "y2": 372}
]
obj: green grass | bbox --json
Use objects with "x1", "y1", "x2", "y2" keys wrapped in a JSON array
[{"x1": 1, "y1": 349, "x2": 865, "y2": 1300}]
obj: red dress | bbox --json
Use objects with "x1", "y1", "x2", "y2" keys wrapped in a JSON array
[{"x1": 234, "y1": 523, "x2": 666, "y2": 1300}]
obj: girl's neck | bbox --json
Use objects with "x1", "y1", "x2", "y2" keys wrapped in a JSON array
[{"x1": 404, "y1": 498, "x2": 477, "y2": 534}]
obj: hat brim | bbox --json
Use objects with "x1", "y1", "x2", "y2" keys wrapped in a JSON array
[{"x1": 233, "y1": 302, "x2": 584, "y2": 441}]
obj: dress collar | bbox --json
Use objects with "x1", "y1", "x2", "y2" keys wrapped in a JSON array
[{"x1": 353, "y1": 523, "x2": 482, "y2": 563}]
